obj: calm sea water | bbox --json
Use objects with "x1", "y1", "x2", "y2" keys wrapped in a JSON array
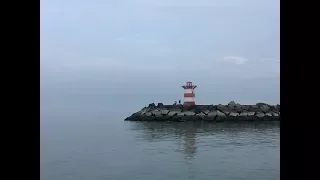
[{"x1": 40, "y1": 112, "x2": 280, "y2": 180}]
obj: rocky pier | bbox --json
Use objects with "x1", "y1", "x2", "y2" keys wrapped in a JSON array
[{"x1": 124, "y1": 101, "x2": 280, "y2": 122}]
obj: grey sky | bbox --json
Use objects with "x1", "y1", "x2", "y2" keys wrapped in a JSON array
[{"x1": 41, "y1": 0, "x2": 279, "y2": 111}]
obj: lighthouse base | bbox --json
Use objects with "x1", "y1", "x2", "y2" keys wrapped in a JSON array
[{"x1": 183, "y1": 102, "x2": 195, "y2": 105}]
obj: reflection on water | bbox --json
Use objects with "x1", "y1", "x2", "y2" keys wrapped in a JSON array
[
  {"x1": 42, "y1": 119, "x2": 280, "y2": 180},
  {"x1": 128, "y1": 121, "x2": 280, "y2": 159}
]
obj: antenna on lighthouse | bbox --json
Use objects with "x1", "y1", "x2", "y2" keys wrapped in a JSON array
[{"x1": 182, "y1": 81, "x2": 197, "y2": 105}]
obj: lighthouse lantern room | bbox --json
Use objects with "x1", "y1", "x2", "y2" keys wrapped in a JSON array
[{"x1": 182, "y1": 81, "x2": 197, "y2": 105}]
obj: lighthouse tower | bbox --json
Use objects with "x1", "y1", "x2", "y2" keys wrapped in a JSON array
[{"x1": 182, "y1": 81, "x2": 197, "y2": 105}]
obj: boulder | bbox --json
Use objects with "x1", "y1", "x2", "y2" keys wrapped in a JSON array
[
  {"x1": 234, "y1": 104, "x2": 243, "y2": 112},
  {"x1": 221, "y1": 109, "x2": 231, "y2": 116},
  {"x1": 139, "y1": 116, "x2": 152, "y2": 121},
  {"x1": 186, "y1": 105, "x2": 197, "y2": 111},
  {"x1": 184, "y1": 111, "x2": 196, "y2": 116},
  {"x1": 127, "y1": 113, "x2": 141, "y2": 121},
  {"x1": 124, "y1": 116, "x2": 132, "y2": 121},
  {"x1": 172, "y1": 104, "x2": 183, "y2": 110},
  {"x1": 202, "y1": 115, "x2": 214, "y2": 121},
  {"x1": 177, "y1": 112, "x2": 185, "y2": 117},
  {"x1": 157, "y1": 115, "x2": 170, "y2": 121},
  {"x1": 217, "y1": 110, "x2": 226, "y2": 116},
  {"x1": 272, "y1": 112, "x2": 279, "y2": 117},
  {"x1": 196, "y1": 112, "x2": 206, "y2": 120},
  {"x1": 228, "y1": 101, "x2": 236, "y2": 106},
  {"x1": 202, "y1": 109, "x2": 210, "y2": 115},
  {"x1": 239, "y1": 112, "x2": 248, "y2": 116},
  {"x1": 151, "y1": 110, "x2": 162, "y2": 117},
  {"x1": 190, "y1": 106, "x2": 201, "y2": 114},
  {"x1": 167, "y1": 110, "x2": 181, "y2": 116},
  {"x1": 216, "y1": 110, "x2": 227, "y2": 122},
  {"x1": 265, "y1": 112, "x2": 273, "y2": 117},
  {"x1": 208, "y1": 105, "x2": 217, "y2": 111},
  {"x1": 182, "y1": 105, "x2": 190, "y2": 111},
  {"x1": 256, "y1": 102, "x2": 267, "y2": 107},
  {"x1": 226, "y1": 112, "x2": 239, "y2": 121},
  {"x1": 208, "y1": 111, "x2": 218, "y2": 117},
  {"x1": 198, "y1": 105, "x2": 207, "y2": 111},
  {"x1": 138, "y1": 108, "x2": 150, "y2": 115},
  {"x1": 155, "y1": 113, "x2": 163, "y2": 118},
  {"x1": 249, "y1": 106, "x2": 263, "y2": 113},
  {"x1": 272, "y1": 109, "x2": 280, "y2": 114},
  {"x1": 241, "y1": 105, "x2": 250, "y2": 111},
  {"x1": 236, "y1": 111, "x2": 247, "y2": 121},
  {"x1": 269, "y1": 105, "x2": 277, "y2": 112},
  {"x1": 246, "y1": 112, "x2": 256, "y2": 121},
  {"x1": 160, "y1": 109, "x2": 170, "y2": 115},
  {"x1": 203, "y1": 111, "x2": 217, "y2": 121},
  {"x1": 138, "y1": 111, "x2": 146, "y2": 116},
  {"x1": 148, "y1": 103, "x2": 156, "y2": 108},
  {"x1": 170, "y1": 107, "x2": 183, "y2": 112},
  {"x1": 157, "y1": 103, "x2": 164, "y2": 108},
  {"x1": 260, "y1": 105, "x2": 270, "y2": 113},
  {"x1": 262, "y1": 112, "x2": 273, "y2": 121},
  {"x1": 229, "y1": 112, "x2": 239, "y2": 117},
  {"x1": 164, "y1": 104, "x2": 170, "y2": 108},
  {"x1": 217, "y1": 104, "x2": 227, "y2": 111},
  {"x1": 255, "y1": 112, "x2": 265, "y2": 119},
  {"x1": 171, "y1": 116, "x2": 180, "y2": 121},
  {"x1": 145, "y1": 112, "x2": 152, "y2": 117}
]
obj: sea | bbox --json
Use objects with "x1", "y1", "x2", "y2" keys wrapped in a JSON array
[{"x1": 41, "y1": 111, "x2": 279, "y2": 180}]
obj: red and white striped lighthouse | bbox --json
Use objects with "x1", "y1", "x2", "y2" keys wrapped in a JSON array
[{"x1": 182, "y1": 81, "x2": 197, "y2": 105}]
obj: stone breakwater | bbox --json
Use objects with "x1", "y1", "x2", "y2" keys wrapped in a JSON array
[{"x1": 125, "y1": 102, "x2": 280, "y2": 122}]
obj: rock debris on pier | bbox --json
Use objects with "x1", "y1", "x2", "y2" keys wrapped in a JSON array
[{"x1": 124, "y1": 102, "x2": 280, "y2": 122}]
